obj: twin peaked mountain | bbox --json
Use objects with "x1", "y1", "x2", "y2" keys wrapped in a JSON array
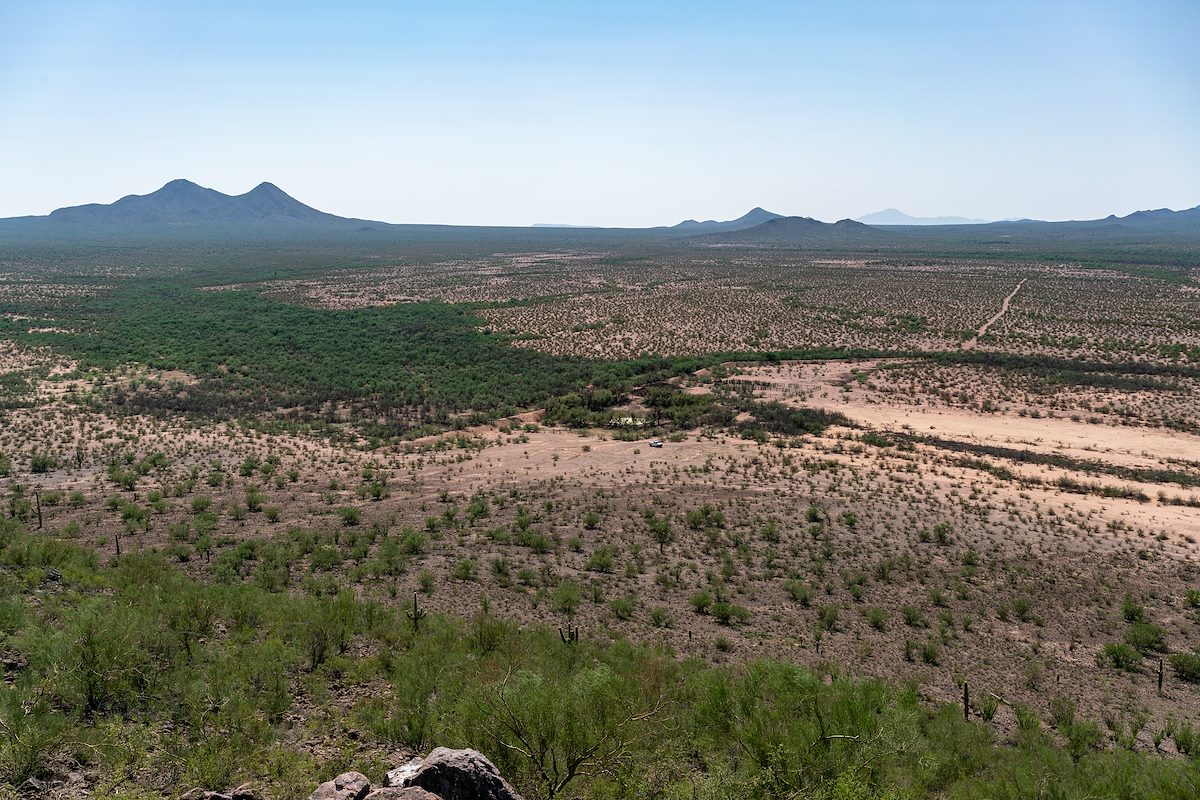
[{"x1": 46, "y1": 179, "x2": 346, "y2": 225}]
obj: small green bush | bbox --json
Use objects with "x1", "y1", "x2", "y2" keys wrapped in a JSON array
[
  {"x1": 553, "y1": 580, "x2": 581, "y2": 618},
  {"x1": 689, "y1": 590, "x2": 713, "y2": 614},
  {"x1": 30, "y1": 454, "x2": 57, "y2": 474},
  {"x1": 712, "y1": 602, "x2": 751, "y2": 626},
  {"x1": 610, "y1": 595, "x2": 637, "y2": 621},
  {"x1": 784, "y1": 578, "x2": 813, "y2": 607},
  {"x1": 1121, "y1": 594, "x2": 1146, "y2": 623},
  {"x1": 586, "y1": 546, "x2": 617, "y2": 573},
  {"x1": 1100, "y1": 642, "x2": 1142, "y2": 671},
  {"x1": 865, "y1": 607, "x2": 887, "y2": 631},
  {"x1": 1169, "y1": 651, "x2": 1200, "y2": 683},
  {"x1": 649, "y1": 607, "x2": 673, "y2": 628},
  {"x1": 451, "y1": 559, "x2": 476, "y2": 582},
  {"x1": 1124, "y1": 621, "x2": 1167, "y2": 654}
]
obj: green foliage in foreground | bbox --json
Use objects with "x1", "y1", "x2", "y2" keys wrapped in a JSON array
[{"x1": 2, "y1": 519, "x2": 1199, "y2": 799}]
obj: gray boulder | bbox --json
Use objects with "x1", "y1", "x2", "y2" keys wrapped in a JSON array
[
  {"x1": 386, "y1": 748, "x2": 523, "y2": 800},
  {"x1": 309, "y1": 771, "x2": 371, "y2": 800}
]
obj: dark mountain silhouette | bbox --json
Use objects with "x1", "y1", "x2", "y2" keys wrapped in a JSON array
[
  {"x1": 668, "y1": 207, "x2": 783, "y2": 233},
  {"x1": 44, "y1": 179, "x2": 355, "y2": 225},
  {"x1": 1108, "y1": 205, "x2": 1200, "y2": 227},
  {"x1": 976, "y1": 204, "x2": 1200, "y2": 237},
  {"x1": 693, "y1": 216, "x2": 897, "y2": 246}
]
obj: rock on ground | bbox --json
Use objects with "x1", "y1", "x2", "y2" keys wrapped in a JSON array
[
  {"x1": 309, "y1": 771, "x2": 371, "y2": 800},
  {"x1": 386, "y1": 748, "x2": 524, "y2": 800},
  {"x1": 309, "y1": 748, "x2": 522, "y2": 800}
]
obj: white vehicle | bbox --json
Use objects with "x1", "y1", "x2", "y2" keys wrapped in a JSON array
[{"x1": 648, "y1": 439, "x2": 663, "y2": 448}]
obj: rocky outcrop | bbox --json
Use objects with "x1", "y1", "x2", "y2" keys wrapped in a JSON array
[
  {"x1": 308, "y1": 749, "x2": 522, "y2": 800},
  {"x1": 386, "y1": 748, "x2": 523, "y2": 800}
]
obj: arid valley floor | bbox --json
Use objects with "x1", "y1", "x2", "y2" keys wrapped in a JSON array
[{"x1": 2, "y1": 241, "x2": 1200, "y2": 797}]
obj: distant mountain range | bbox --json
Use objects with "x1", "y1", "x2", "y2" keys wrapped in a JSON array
[
  {"x1": 668, "y1": 207, "x2": 783, "y2": 233},
  {"x1": 2, "y1": 180, "x2": 1198, "y2": 251},
  {"x1": 1099, "y1": 207, "x2": 1200, "y2": 226},
  {"x1": 687, "y1": 204, "x2": 1200, "y2": 247},
  {"x1": 35, "y1": 179, "x2": 368, "y2": 227},
  {"x1": 855, "y1": 208, "x2": 990, "y2": 226},
  {"x1": 696, "y1": 216, "x2": 892, "y2": 246}
]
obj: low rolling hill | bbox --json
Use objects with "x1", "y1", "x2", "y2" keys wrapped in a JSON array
[{"x1": 692, "y1": 216, "x2": 897, "y2": 246}]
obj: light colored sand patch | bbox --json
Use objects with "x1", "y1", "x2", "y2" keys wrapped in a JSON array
[{"x1": 733, "y1": 360, "x2": 1200, "y2": 470}]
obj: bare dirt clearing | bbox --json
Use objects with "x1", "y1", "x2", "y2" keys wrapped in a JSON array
[{"x1": 734, "y1": 360, "x2": 1200, "y2": 470}]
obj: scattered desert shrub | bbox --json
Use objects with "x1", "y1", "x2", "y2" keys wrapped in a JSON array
[
  {"x1": 1, "y1": 520, "x2": 1199, "y2": 797},
  {"x1": 1124, "y1": 621, "x2": 1168, "y2": 654},
  {"x1": 1169, "y1": 652, "x2": 1200, "y2": 683},
  {"x1": 1099, "y1": 643, "x2": 1142, "y2": 671}
]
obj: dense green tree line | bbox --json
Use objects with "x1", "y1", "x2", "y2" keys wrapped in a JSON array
[
  {"x1": 19, "y1": 286, "x2": 692, "y2": 434},
  {"x1": 26, "y1": 287, "x2": 599, "y2": 421},
  {"x1": 544, "y1": 384, "x2": 851, "y2": 438},
  {"x1": 16, "y1": 284, "x2": 887, "y2": 437},
  {"x1": 929, "y1": 351, "x2": 1200, "y2": 382}
]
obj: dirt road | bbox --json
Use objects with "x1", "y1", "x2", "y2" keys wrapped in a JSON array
[{"x1": 963, "y1": 278, "x2": 1026, "y2": 350}]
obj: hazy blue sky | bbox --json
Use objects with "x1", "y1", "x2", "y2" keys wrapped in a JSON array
[{"x1": 2, "y1": 1, "x2": 1198, "y2": 225}]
